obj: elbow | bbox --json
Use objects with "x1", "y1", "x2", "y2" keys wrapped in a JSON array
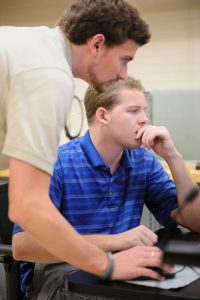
[
  {"x1": 185, "y1": 223, "x2": 200, "y2": 233},
  {"x1": 12, "y1": 243, "x2": 23, "y2": 261},
  {"x1": 8, "y1": 198, "x2": 29, "y2": 229},
  {"x1": 13, "y1": 246, "x2": 28, "y2": 262},
  {"x1": 12, "y1": 235, "x2": 26, "y2": 261}
]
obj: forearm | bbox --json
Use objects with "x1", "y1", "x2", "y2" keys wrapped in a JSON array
[
  {"x1": 166, "y1": 153, "x2": 196, "y2": 201},
  {"x1": 166, "y1": 154, "x2": 200, "y2": 231},
  {"x1": 10, "y1": 194, "x2": 109, "y2": 275},
  {"x1": 13, "y1": 233, "x2": 121, "y2": 262},
  {"x1": 83, "y1": 225, "x2": 157, "y2": 251},
  {"x1": 9, "y1": 159, "x2": 108, "y2": 276},
  {"x1": 12, "y1": 232, "x2": 62, "y2": 263},
  {"x1": 83, "y1": 234, "x2": 121, "y2": 252},
  {"x1": 13, "y1": 224, "x2": 158, "y2": 262}
]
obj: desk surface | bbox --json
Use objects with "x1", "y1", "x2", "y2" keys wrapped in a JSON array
[
  {"x1": 161, "y1": 161, "x2": 200, "y2": 183},
  {"x1": 0, "y1": 169, "x2": 9, "y2": 178},
  {"x1": 68, "y1": 228, "x2": 200, "y2": 300}
]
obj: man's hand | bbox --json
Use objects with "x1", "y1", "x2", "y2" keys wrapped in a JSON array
[
  {"x1": 112, "y1": 245, "x2": 173, "y2": 281},
  {"x1": 83, "y1": 225, "x2": 157, "y2": 252},
  {"x1": 115, "y1": 225, "x2": 158, "y2": 251},
  {"x1": 136, "y1": 125, "x2": 179, "y2": 160}
]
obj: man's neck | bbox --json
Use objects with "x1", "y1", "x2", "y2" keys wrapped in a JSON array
[
  {"x1": 70, "y1": 43, "x2": 90, "y2": 82},
  {"x1": 89, "y1": 129, "x2": 123, "y2": 175}
]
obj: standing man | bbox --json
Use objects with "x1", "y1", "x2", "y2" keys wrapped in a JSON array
[{"x1": 0, "y1": 0, "x2": 153, "y2": 279}]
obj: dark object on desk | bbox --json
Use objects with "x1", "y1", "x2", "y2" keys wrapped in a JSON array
[
  {"x1": 156, "y1": 187, "x2": 199, "y2": 248},
  {"x1": 164, "y1": 239, "x2": 200, "y2": 266},
  {"x1": 155, "y1": 227, "x2": 200, "y2": 266},
  {"x1": 156, "y1": 185, "x2": 200, "y2": 266},
  {"x1": 155, "y1": 227, "x2": 183, "y2": 245},
  {"x1": 151, "y1": 267, "x2": 175, "y2": 279},
  {"x1": 0, "y1": 181, "x2": 21, "y2": 300},
  {"x1": 196, "y1": 162, "x2": 200, "y2": 170},
  {"x1": 134, "y1": 267, "x2": 175, "y2": 281},
  {"x1": 153, "y1": 268, "x2": 175, "y2": 279}
]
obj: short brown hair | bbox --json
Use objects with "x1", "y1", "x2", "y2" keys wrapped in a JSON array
[
  {"x1": 58, "y1": 0, "x2": 151, "y2": 47},
  {"x1": 84, "y1": 76, "x2": 144, "y2": 124}
]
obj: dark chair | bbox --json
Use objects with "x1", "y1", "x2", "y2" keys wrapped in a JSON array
[{"x1": 0, "y1": 180, "x2": 22, "y2": 300}]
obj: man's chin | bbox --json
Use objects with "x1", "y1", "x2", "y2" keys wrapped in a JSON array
[
  {"x1": 92, "y1": 80, "x2": 117, "y2": 92},
  {"x1": 129, "y1": 140, "x2": 142, "y2": 149}
]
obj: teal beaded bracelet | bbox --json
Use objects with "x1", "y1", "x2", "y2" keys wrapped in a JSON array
[{"x1": 99, "y1": 252, "x2": 114, "y2": 280}]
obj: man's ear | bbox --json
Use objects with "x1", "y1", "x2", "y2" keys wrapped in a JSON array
[
  {"x1": 96, "y1": 107, "x2": 108, "y2": 124},
  {"x1": 90, "y1": 34, "x2": 105, "y2": 54}
]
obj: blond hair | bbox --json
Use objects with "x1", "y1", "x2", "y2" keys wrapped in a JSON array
[{"x1": 84, "y1": 76, "x2": 144, "y2": 124}]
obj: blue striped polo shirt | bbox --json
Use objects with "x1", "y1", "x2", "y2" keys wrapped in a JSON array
[{"x1": 13, "y1": 130, "x2": 177, "y2": 295}]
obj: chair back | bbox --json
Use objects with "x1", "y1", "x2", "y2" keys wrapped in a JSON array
[
  {"x1": 0, "y1": 181, "x2": 13, "y2": 244},
  {"x1": 0, "y1": 180, "x2": 22, "y2": 300}
]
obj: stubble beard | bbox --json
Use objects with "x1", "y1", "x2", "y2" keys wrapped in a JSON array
[
  {"x1": 88, "y1": 64, "x2": 104, "y2": 92},
  {"x1": 88, "y1": 64, "x2": 117, "y2": 93}
]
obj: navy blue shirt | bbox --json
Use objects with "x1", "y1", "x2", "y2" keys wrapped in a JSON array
[{"x1": 13, "y1": 130, "x2": 177, "y2": 295}]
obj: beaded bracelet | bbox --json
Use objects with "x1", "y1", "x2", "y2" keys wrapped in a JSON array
[{"x1": 99, "y1": 252, "x2": 114, "y2": 280}]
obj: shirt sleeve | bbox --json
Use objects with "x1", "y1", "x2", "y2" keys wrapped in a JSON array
[
  {"x1": 145, "y1": 155, "x2": 178, "y2": 227},
  {"x1": 49, "y1": 152, "x2": 64, "y2": 210},
  {"x1": 13, "y1": 223, "x2": 24, "y2": 235},
  {"x1": 3, "y1": 68, "x2": 73, "y2": 175}
]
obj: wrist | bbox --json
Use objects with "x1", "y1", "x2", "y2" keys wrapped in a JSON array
[
  {"x1": 99, "y1": 252, "x2": 114, "y2": 280},
  {"x1": 164, "y1": 150, "x2": 182, "y2": 164}
]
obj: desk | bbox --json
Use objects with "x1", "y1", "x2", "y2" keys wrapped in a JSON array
[
  {"x1": 68, "y1": 270, "x2": 200, "y2": 300},
  {"x1": 161, "y1": 161, "x2": 200, "y2": 184},
  {"x1": 0, "y1": 169, "x2": 9, "y2": 179},
  {"x1": 68, "y1": 228, "x2": 200, "y2": 300}
]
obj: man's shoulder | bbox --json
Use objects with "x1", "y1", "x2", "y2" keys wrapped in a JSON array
[
  {"x1": 58, "y1": 137, "x2": 83, "y2": 158},
  {"x1": 0, "y1": 26, "x2": 72, "y2": 76}
]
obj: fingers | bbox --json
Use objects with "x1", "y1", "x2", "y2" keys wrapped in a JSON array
[
  {"x1": 112, "y1": 245, "x2": 170, "y2": 281},
  {"x1": 139, "y1": 225, "x2": 158, "y2": 246},
  {"x1": 136, "y1": 267, "x2": 163, "y2": 281},
  {"x1": 161, "y1": 263, "x2": 174, "y2": 274},
  {"x1": 143, "y1": 246, "x2": 163, "y2": 264},
  {"x1": 136, "y1": 125, "x2": 168, "y2": 149},
  {"x1": 140, "y1": 247, "x2": 174, "y2": 274},
  {"x1": 134, "y1": 225, "x2": 158, "y2": 246},
  {"x1": 140, "y1": 127, "x2": 160, "y2": 149}
]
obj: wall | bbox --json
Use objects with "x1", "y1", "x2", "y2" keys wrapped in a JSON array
[
  {"x1": 152, "y1": 89, "x2": 200, "y2": 160},
  {"x1": 131, "y1": 0, "x2": 200, "y2": 90}
]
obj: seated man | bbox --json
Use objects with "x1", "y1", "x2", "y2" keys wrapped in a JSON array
[{"x1": 12, "y1": 76, "x2": 200, "y2": 299}]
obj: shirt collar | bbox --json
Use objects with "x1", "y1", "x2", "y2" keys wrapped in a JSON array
[
  {"x1": 51, "y1": 26, "x2": 72, "y2": 68},
  {"x1": 80, "y1": 131, "x2": 133, "y2": 170},
  {"x1": 121, "y1": 149, "x2": 133, "y2": 169},
  {"x1": 80, "y1": 131, "x2": 105, "y2": 167}
]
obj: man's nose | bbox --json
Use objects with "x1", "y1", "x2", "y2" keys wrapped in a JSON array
[
  {"x1": 118, "y1": 66, "x2": 127, "y2": 80},
  {"x1": 139, "y1": 112, "x2": 148, "y2": 125}
]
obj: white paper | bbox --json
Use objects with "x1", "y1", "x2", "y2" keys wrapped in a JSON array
[{"x1": 127, "y1": 265, "x2": 200, "y2": 289}]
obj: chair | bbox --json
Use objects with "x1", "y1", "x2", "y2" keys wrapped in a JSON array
[{"x1": 0, "y1": 180, "x2": 22, "y2": 300}]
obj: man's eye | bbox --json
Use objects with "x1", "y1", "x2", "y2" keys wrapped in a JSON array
[
  {"x1": 129, "y1": 110, "x2": 138, "y2": 114},
  {"x1": 122, "y1": 58, "x2": 128, "y2": 64}
]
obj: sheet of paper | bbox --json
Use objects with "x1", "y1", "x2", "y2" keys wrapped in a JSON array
[{"x1": 127, "y1": 265, "x2": 200, "y2": 289}]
